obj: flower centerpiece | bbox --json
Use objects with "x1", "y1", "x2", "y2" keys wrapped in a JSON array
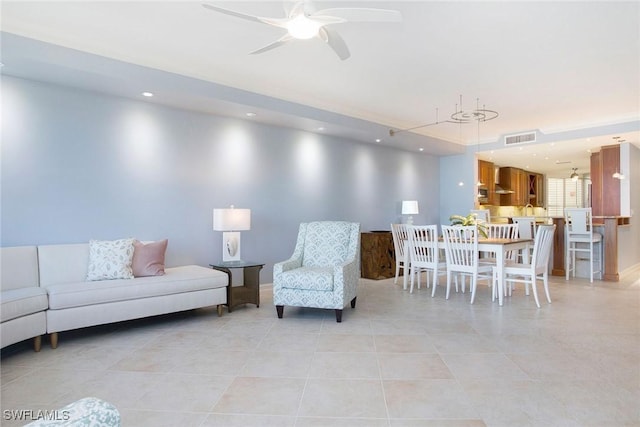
[{"x1": 449, "y1": 213, "x2": 488, "y2": 238}]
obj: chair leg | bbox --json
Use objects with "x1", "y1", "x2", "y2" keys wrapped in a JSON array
[
  {"x1": 276, "y1": 305, "x2": 284, "y2": 319},
  {"x1": 33, "y1": 336, "x2": 42, "y2": 352},
  {"x1": 469, "y1": 274, "x2": 477, "y2": 304},
  {"x1": 409, "y1": 266, "x2": 416, "y2": 294},
  {"x1": 394, "y1": 264, "x2": 400, "y2": 284},
  {"x1": 589, "y1": 240, "x2": 593, "y2": 283},
  {"x1": 335, "y1": 309, "x2": 343, "y2": 323},
  {"x1": 350, "y1": 296, "x2": 357, "y2": 308},
  {"x1": 543, "y1": 272, "x2": 551, "y2": 303},
  {"x1": 446, "y1": 271, "x2": 451, "y2": 299},
  {"x1": 531, "y1": 277, "x2": 541, "y2": 308},
  {"x1": 565, "y1": 244, "x2": 570, "y2": 280},
  {"x1": 431, "y1": 270, "x2": 437, "y2": 298}
]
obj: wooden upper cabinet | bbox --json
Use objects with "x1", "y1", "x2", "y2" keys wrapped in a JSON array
[
  {"x1": 499, "y1": 167, "x2": 524, "y2": 206},
  {"x1": 477, "y1": 160, "x2": 497, "y2": 205},
  {"x1": 528, "y1": 172, "x2": 545, "y2": 207},
  {"x1": 498, "y1": 167, "x2": 543, "y2": 207}
]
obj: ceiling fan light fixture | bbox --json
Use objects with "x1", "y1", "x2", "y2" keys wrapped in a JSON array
[
  {"x1": 570, "y1": 168, "x2": 579, "y2": 181},
  {"x1": 286, "y1": 14, "x2": 322, "y2": 39}
]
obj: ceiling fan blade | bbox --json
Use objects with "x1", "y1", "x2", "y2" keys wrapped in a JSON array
[
  {"x1": 308, "y1": 15, "x2": 346, "y2": 26},
  {"x1": 318, "y1": 27, "x2": 350, "y2": 60},
  {"x1": 313, "y1": 8, "x2": 402, "y2": 23},
  {"x1": 202, "y1": 3, "x2": 269, "y2": 25},
  {"x1": 249, "y1": 34, "x2": 294, "y2": 55}
]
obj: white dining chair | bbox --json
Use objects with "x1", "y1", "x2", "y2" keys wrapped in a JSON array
[
  {"x1": 442, "y1": 225, "x2": 493, "y2": 304},
  {"x1": 511, "y1": 217, "x2": 536, "y2": 240},
  {"x1": 564, "y1": 208, "x2": 602, "y2": 283},
  {"x1": 495, "y1": 224, "x2": 556, "y2": 308},
  {"x1": 390, "y1": 223, "x2": 409, "y2": 286},
  {"x1": 470, "y1": 209, "x2": 490, "y2": 224},
  {"x1": 406, "y1": 225, "x2": 446, "y2": 295},
  {"x1": 485, "y1": 223, "x2": 520, "y2": 261}
]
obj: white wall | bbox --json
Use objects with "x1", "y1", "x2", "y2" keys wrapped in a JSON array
[{"x1": 1, "y1": 76, "x2": 440, "y2": 282}]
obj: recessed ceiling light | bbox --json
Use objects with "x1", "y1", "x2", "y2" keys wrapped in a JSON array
[
  {"x1": 317, "y1": 127, "x2": 325, "y2": 131},
  {"x1": 375, "y1": 138, "x2": 381, "y2": 143},
  {"x1": 245, "y1": 112, "x2": 257, "y2": 117},
  {"x1": 141, "y1": 92, "x2": 154, "y2": 97},
  {"x1": 419, "y1": 148, "x2": 424, "y2": 152}
]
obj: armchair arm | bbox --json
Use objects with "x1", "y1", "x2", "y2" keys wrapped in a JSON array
[
  {"x1": 333, "y1": 256, "x2": 359, "y2": 304},
  {"x1": 274, "y1": 257, "x2": 302, "y2": 275}
]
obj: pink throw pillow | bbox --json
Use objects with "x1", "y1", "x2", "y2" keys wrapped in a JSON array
[{"x1": 132, "y1": 239, "x2": 168, "y2": 277}]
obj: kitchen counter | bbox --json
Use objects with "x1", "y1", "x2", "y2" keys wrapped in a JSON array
[{"x1": 490, "y1": 216, "x2": 553, "y2": 224}]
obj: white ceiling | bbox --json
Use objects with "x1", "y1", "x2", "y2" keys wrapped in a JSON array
[{"x1": 1, "y1": 1, "x2": 639, "y2": 177}]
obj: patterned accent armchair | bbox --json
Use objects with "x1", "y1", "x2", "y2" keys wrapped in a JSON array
[{"x1": 273, "y1": 221, "x2": 360, "y2": 322}]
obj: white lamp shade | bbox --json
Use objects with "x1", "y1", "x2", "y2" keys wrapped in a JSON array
[
  {"x1": 213, "y1": 208, "x2": 251, "y2": 231},
  {"x1": 402, "y1": 200, "x2": 419, "y2": 215}
]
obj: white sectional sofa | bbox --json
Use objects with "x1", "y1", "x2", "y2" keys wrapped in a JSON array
[
  {"x1": 0, "y1": 246, "x2": 48, "y2": 351},
  {"x1": 1, "y1": 243, "x2": 228, "y2": 350}
]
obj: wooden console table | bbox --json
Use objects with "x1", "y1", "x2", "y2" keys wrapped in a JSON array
[{"x1": 360, "y1": 231, "x2": 397, "y2": 280}]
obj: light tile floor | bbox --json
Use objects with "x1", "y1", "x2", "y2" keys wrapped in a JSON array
[{"x1": 2, "y1": 269, "x2": 639, "y2": 427}]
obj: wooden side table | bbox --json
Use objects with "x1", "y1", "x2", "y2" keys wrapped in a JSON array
[{"x1": 210, "y1": 261, "x2": 264, "y2": 312}]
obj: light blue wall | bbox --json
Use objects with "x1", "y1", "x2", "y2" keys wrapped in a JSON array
[
  {"x1": 1, "y1": 76, "x2": 440, "y2": 282},
  {"x1": 438, "y1": 151, "x2": 476, "y2": 226}
]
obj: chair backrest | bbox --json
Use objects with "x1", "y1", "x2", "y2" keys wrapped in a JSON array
[
  {"x1": 390, "y1": 223, "x2": 409, "y2": 260},
  {"x1": 486, "y1": 223, "x2": 519, "y2": 239},
  {"x1": 407, "y1": 225, "x2": 439, "y2": 267},
  {"x1": 301, "y1": 221, "x2": 360, "y2": 268},
  {"x1": 512, "y1": 217, "x2": 536, "y2": 240},
  {"x1": 530, "y1": 224, "x2": 556, "y2": 270},
  {"x1": 485, "y1": 223, "x2": 520, "y2": 261},
  {"x1": 470, "y1": 209, "x2": 490, "y2": 223},
  {"x1": 564, "y1": 208, "x2": 593, "y2": 235},
  {"x1": 441, "y1": 225, "x2": 479, "y2": 273}
]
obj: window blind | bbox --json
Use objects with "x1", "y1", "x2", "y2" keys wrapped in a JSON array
[{"x1": 547, "y1": 177, "x2": 586, "y2": 216}]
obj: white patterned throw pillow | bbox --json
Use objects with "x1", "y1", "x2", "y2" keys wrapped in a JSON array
[{"x1": 86, "y1": 238, "x2": 135, "y2": 281}]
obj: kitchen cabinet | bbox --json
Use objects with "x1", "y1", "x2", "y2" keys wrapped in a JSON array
[
  {"x1": 477, "y1": 160, "x2": 497, "y2": 205},
  {"x1": 500, "y1": 167, "x2": 529, "y2": 206},
  {"x1": 528, "y1": 173, "x2": 545, "y2": 207},
  {"x1": 498, "y1": 167, "x2": 544, "y2": 207}
]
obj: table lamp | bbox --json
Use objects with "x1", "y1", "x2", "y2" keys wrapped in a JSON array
[
  {"x1": 402, "y1": 200, "x2": 419, "y2": 225},
  {"x1": 213, "y1": 206, "x2": 251, "y2": 262}
]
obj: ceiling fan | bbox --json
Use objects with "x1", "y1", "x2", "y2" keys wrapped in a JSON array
[{"x1": 202, "y1": 1, "x2": 402, "y2": 60}]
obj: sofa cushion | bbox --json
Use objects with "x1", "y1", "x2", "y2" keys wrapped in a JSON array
[
  {"x1": 46, "y1": 265, "x2": 227, "y2": 310},
  {"x1": 86, "y1": 238, "x2": 135, "y2": 281},
  {"x1": 132, "y1": 239, "x2": 167, "y2": 277},
  {"x1": 38, "y1": 243, "x2": 91, "y2": 287},
  {"x1": 279, "y1": 266, "x2": 334, "y2": 292},
  {"x1": 0, "y1": 287, "x2": 48, "y2": 322},
  {"x1": 1, "y1": 246, "x2": 39, "y2": 291}
]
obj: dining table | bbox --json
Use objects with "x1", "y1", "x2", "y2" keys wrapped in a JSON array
[{"x1": 402, "y1": 237, "x2": 532, "y2": 306}]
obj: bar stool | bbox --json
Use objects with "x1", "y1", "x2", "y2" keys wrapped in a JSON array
[{"x1": 564, "y1": 208, "x2": 602, "y2": 283}]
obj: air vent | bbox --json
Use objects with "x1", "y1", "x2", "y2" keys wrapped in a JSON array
[{"x1": 504, "y1": 132, "x2": 536, "y2": 146}]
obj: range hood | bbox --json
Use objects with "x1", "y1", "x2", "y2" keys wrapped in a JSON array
[{"x1": 494, "y1": 166, "x2": 515, "y2": 194}]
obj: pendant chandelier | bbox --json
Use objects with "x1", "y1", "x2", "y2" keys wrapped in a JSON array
[{"x1": 389, "y1": 95, "x2": 498, "y2": 137}]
